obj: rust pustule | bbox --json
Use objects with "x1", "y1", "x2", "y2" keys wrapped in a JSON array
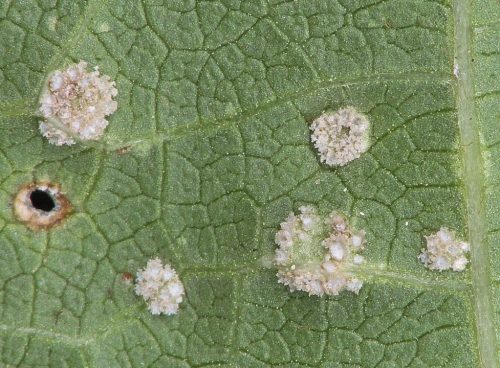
[{"x1": 13, "y1": 182, "x2": 72, "y2": 230}]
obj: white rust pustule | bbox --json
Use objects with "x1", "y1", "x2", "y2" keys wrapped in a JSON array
[
  {"x1": 418, "y1": 227, "x2": 469, "y2": 272},
  {"x1": 310, "y1": 106, "x2": 370, "y2": 166},
  {"x1": 135, "y1": 258, "x2": 185, "y2": 316},
  {"x1": 38, "y1": 61, "x2": 118, "y2": 145},
  {"x1": 275, "y1": 206, "x2": 366, "y2": 296}
]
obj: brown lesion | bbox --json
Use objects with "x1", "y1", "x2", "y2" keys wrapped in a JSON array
[
  {"x1": 13, "y1": 182, "x2": 72, "y2": 231},
  {"x1": 121, "y1": 272, "x2": 134, "y2": 284},
  {"x1": 116, "y1": 145, "x2": 132, "y2": 155}
]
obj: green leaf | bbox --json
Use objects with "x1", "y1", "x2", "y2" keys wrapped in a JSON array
[{"x1": 0, "y1": 0, "x2": 498, "y2": 367}]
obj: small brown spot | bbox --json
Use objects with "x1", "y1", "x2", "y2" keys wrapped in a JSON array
[
  {"x1": 13, "y1": 182, "x2": 72, "y2": 230},
  {"x1": 116, "y1": 146, "x2": 132, "y2": 155},
  {"x1": 121, "y1": 272, "x2": 134, "y2": 284}
]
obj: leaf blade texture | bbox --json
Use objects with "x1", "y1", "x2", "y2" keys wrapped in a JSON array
[{"x1": 0, "y1": 0, "x2": 498, "y2": 367}]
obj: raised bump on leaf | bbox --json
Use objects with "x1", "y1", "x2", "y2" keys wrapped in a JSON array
[
  {"x1": 275, "y1": 206, "x2": 366, "y2": 296},
  {"x1": 135, "y1": 258, "x2": 185, "y2": 315},
  {"x1": 419, "y1": 227, "x2": 470, "y2": 272},
  {"x1": 310, "y1": 106, "x2": 370, "y2": 166},
  {"x1": 38, "y1": 61, "x2": 118, "y2": 146}
]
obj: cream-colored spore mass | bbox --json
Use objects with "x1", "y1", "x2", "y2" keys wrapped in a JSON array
[
  {"x1": 38, "y1": 61, "x2": 117, "y2": 145},
  {"x1": 275, "y1": 206, "x2": 366, "y2": 296},
  {"x1": 310, "y1": 107, "x2": 370, "y2": 166},
  {"x1": 418, "y1": 228, "x2": 469, "y2": 272},
  {"x1": 135, "y1": 258, "x2": 185, "y2": 315}
]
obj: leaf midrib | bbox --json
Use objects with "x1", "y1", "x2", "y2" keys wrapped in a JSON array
[{"x1": 454, "y1": 1, "x2": 498, "y2": 367}]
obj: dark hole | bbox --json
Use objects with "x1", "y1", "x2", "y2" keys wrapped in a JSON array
[{"x1": 30, "y1": 189, "x2": 56, "y2": 212}]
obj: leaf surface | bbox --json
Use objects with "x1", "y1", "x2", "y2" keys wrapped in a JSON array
[{"x1": 0, "y1": 0, "x2": 498, "y2": 367}]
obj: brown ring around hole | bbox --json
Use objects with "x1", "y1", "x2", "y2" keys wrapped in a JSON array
[{"x1": 13, "y1": 182, "x2": 72, "y2": 230}]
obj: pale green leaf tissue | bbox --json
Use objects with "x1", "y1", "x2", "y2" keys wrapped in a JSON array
[{"x1": 0, "y1": 0, "x2": 498, "y2": 367}]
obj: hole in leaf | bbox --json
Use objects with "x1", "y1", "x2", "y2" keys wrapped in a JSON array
[
  {"x1": 30, "y1": 190, "x2": 56, "y2": 212},
  {"x1": 13, "y1": 182, "x2": 72, "y2": 230}
]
